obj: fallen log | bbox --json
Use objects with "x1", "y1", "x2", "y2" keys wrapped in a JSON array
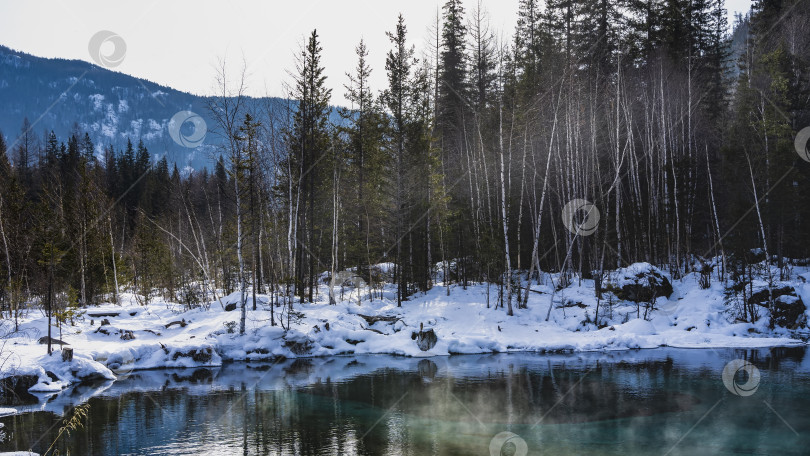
[
  {"x1": 165, "y1": 319, "x2": 188, "y2": 329},
  {"x1": 519, "y1": 286, "x2": 547, "y2": 295},
  {"x1": 88, "y1": 312, "x2": 120, "y2": 318},
  {"x1": 355, "y1": 314, "x2": 400, "y2": 325},
  {"x1": 38, "y1": 336, "x2": 68, "y2": 345}
]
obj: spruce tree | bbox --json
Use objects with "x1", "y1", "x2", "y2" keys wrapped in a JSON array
[{"x1": 286, "y1": 29, "x2": 332, "y2": 302}]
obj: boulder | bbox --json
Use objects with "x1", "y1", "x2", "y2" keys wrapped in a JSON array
[
  {"x1": 224, "y1": 303, "x2": 237, "y2": 312},
  {"x1": 172, "y1": 347, "x2": 214, "y2": 363},
  {"x1": 285, "y1": 338, "x2": 313, "y2": 355},
  {"x1": 749, "y1": 286, "x2": 807, "y2": 328},
  {"x1": 415, "y1": 328, "x2": 438, "y2": 351},
  {"x1": 748, "y1": 286, "x2": 796, "y2": 305},
  {"x1": 608, "y1": 263, "x2": 673, "y2": 303}
]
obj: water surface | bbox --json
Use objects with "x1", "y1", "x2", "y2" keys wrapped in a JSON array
[{"x1": 1, "y1": 347, "x2": 808, "y2": 455}]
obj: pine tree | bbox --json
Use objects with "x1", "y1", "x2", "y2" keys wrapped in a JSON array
[
  {"x1": 469, "y1": 1, "x2": 497, "y2": 110},
  {"x1": 384, "y1": 15, "x2": 416, "y2": 307},
  {"x1": 438, "y1": 0, "x2": 468, "y2": 154},
  {"x1": 286, "y1": 29, "x2": 332, "y2": 302},
  {"x1": 515, "y1": 0, "x2": 545, "y2": 83},
  {"x1": 340, "y1": 39, "x2": 388, "y2": 288}
]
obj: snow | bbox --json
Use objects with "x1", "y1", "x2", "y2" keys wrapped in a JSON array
[
  {"x1": 612, "y1": 262, "x2": 670, "y2": 287},
  {"x1": 89, "y1": 93, "x2": 104, "y2": 111},
  {"x1": 1, "y1": 263, "x2": 806, "y2": 409}
]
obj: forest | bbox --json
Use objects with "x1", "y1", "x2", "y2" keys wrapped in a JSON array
[{"x1": 0, "y1": 0, "x2": 808, "y2": 335}]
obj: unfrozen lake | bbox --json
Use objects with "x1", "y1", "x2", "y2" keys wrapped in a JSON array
[{"x1": 2, "y1": 347, "x2": 808, "y2": 455}]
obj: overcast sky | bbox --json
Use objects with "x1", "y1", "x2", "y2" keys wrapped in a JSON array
[{"x1": 0, "y1": 0, "x2": 752, "y2": 106}]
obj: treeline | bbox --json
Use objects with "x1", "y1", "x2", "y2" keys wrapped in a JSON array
[{"x1": 1, "y1": 0, "x2": 809, "y2": 332}]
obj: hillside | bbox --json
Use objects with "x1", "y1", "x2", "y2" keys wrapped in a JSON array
[{"x1": 0, "y1": 44, "x2": 286, "y2": 170}]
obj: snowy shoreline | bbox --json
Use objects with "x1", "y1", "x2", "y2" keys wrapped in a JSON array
[{"x1": 2, "y1": 263, "x2": 808, "y2": 410}]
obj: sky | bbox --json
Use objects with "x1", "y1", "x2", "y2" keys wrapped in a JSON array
[{"x1": 0, "y1": 0, "x2": 753, "y2": 107}]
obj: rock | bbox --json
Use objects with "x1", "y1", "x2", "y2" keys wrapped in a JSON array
[
  {"x1": 120, "y1": 330, "x2": 135, "y2": 340},
  {"x1": 37, "y1": 336, "x2": 68, "y2": 345},
  {"x1": 105, "y1": 353, "x2": 124, "y2": 370},
  {"x1": 285, "y1": 340, "x2": 312, "y2": 355},
  {"x1": 172, "y1": 347, "x2": 214, "y2": 363},
  {"x1": 101, "y1": 319, "x2": 110, "y2": 326},
  {"x1": 224, "y1": 303, "x2": 237, "y2": 312},
  {"x1": 284, "y1": 334, "x2": 313, "y2": 355},
  {"x1": 769, "y1": 297, "x2": 806, "y2": 328},
  {"x1": 608, "y1": 263, "x2": 673, "y2": 302},
  {"x1": 748, "y1": 286, "x2": 797, "y2": 305},
  {"x1": 748, "y1": 286, "x2": 807, "y2": 328},
  {"x1": 415, "y1": 328, "x2": 438, "y2": 351}
]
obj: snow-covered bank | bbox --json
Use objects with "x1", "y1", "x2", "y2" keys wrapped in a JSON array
[{"x1": 2, "y1": 263, "x2": 808, "y2": 409}]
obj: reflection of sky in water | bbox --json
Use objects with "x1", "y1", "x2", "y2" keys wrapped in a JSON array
[{"x1": 1, "y1": 347, "x2": 808, "y2": 455}]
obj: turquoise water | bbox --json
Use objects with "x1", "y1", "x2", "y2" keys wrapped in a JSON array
[{"x1": 1, "y1": 347, "x2": 808, "y2": 455}]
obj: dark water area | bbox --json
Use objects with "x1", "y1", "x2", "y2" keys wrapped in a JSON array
[{"x1": 1, "y1": 347, "x2": 808, "y2": 455}]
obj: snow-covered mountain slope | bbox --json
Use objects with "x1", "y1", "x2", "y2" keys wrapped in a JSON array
[{"x1": 0, "y1": 44, "x2": 287, "y2": 170}]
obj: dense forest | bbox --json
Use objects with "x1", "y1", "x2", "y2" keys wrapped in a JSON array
[{"x1": 0, "y1": 0, "x2": 808, "y2": 334}]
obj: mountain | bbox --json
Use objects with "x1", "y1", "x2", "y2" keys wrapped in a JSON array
[{"x1": 0, "y1": 44, "x2": 286, "y2": 170}]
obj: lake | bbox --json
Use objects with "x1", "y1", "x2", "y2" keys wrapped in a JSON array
[{"x1": 1, "y1": 347, "x2": 808, "y2": 455}]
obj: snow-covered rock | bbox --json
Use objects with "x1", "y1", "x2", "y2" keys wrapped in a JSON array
[{"x1": 607, "y1": 262, "x2": 673, "y2": 302}]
